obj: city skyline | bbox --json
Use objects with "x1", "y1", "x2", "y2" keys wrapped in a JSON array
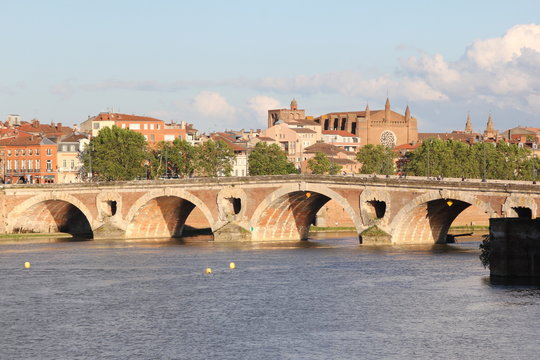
[{"x1": 1, "y1": 1, "x2": 540, "y2": 132}]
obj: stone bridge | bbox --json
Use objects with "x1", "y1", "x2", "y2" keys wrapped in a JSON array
[{"x1": 1, "y1": 175, "x2": 539, "y2": 244}]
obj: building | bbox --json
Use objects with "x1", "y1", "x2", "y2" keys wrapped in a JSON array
[
  {"x1": 322, "y1": 130, "x2": 360, "y2": 152},
  {"x1": 268, "y1": 98, "x2": 418, "y2": 148},
  {"x1": 57, "y1": 134, "x2": 89, "y2": 183},
  {"x1": 79, "y1": 112, "x2": 187, "y2": 143},
  {"x1": 210, "y1": 132, "x2": 249, "y2": 177},
  {"x1": 302, "y1": 142, "x2": 360, "y2": 174},
  {"x1": 0, "y1": 133, "x2": 57, "y2": 184},
  {"x1": 17, "y1": 120, "x2": 73, "y2": 142},
  {"x1": 315, "y1": 99, "x2": 418, "y2": 147}
]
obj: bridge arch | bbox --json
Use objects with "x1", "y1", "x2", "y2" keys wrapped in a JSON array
[
  {"x1": 250, "y1": 183, "x2": 363, "y2": 241},
  {"x1": 124, "y1": 189, "x2": 215, "y2": 239},
  {"x1": 389, "y1": 190, "x2": 496, "y2": 244},
  {"x1": 7, "y1": 193, "x2": 94, "y2": 237}
]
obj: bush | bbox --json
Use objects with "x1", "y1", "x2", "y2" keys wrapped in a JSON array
[{"x1": 479, "y1": 234, "x2": 490, "y2": 268}]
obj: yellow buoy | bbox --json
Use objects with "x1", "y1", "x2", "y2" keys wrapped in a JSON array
[
  {"x1": 447, "y1": 200, "x2": 453, "y2": 207},
  {"x1": 204, "y1": 267, "x2": 212, "y2": 274},
  {"x1": 229, "y1": 262, "x2": 236, "y2": 269},
  {"x1": 306, "y1": 192, "x2": 311, "y2": 198},
  {"x1": 24, "y1": 262, "x2": 31, "y2": 269}
]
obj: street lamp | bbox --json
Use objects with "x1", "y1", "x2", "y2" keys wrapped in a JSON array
[
  {"x1": 533, "y1": 154, "x2": 537, "y2": 184},
  {"x1": 482, "y1": 142, "x2": 487, "y2": 182}
]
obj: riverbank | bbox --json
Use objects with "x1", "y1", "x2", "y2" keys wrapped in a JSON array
[{"x1": 0, "y1": 232, "x2": 73, "y2": 241}]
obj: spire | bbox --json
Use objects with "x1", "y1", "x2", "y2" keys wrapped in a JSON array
[
  {"x1": 486, "y1": 113, "x2": 494, "y2": 131},
  {"x1": 384, "y1": 97, "x2": 391, "y2": 122},
  {"x1": 290, "y1": 98, "x2": 298, "y2": 110},
  {"x1": 405, "y1": 105, "x2": 410, "y2": 121},
  {"x1": 484, "y1": 112, "x2": 496, "y2": 139},
  {"x1": 365, "y1": 103, "x2": 370, "y2": 121},
  {"x1": 465, "y1": 112, "x2": 473, "y2": 133}
]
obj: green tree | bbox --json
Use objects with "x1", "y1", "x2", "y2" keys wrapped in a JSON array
[
  {"x1": 169, "y1": 138, "x2": 197, "y2": 178},
  {"x1": 407, "y1": 139, "x2": 534, "y2": 180},
  {"x1": 308, "y1": 152, "x2": 342, "y2": 174},
  {"x1": 195, "y1": 139, "x2": 235, "y2": 177},
  {"x1": 248, "y1": 142, "x2": 297, "y2": 175},
  {"x1": 408, "y1": 139, "x2": 471, "y2": 178},
  {"x1": 356, "y1": 144, "x2": 395, "y2": 174},
  {"x1": 81, "y1": 126, "x2": 148, "y2": 181}
]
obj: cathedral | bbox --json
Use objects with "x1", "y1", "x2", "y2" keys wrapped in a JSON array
[{"x1": 268, "y1": 98, "x2": 418, "y2": 148}]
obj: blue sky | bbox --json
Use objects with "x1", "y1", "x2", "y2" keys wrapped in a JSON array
[{"x1": 1, "y1": 0, "x2": 540, "y2": 133}]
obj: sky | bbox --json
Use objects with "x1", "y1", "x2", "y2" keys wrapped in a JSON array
[{"x1": 1, "y1": 0, "x2": 540, "y2": 133}]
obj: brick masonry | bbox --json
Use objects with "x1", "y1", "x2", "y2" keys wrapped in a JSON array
[{"x1": 1, "y1": 175, "x2": 539, "y2": 244}]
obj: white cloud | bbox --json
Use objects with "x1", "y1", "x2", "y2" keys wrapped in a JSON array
[
  {"x1": 466, "y1": 24, "x2": 540, "y2": 69},
  {"x1": 192, "y1": 91, "x2": 236, "y2": 118},
  {"x1": 247, "y1": 95, "x2": 281, "y2": 126}
]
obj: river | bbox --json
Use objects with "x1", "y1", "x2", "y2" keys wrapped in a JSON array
[{"x1": 1, "y1": 232, "x2": 539, "y2": 359}]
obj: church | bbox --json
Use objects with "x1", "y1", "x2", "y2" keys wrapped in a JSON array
[{"x1": 268, "y1": 98, "x2": 418, "y2": 148}]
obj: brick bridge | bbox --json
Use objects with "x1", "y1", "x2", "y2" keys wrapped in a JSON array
[{"x1": 2, "y1": 175, "x2": 539, "y2": 244}]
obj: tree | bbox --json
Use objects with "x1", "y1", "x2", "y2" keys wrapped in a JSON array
[
  {"x1": 80, "y1": 126, "x2": 147, "y2": 181},
  {"x1": 195, "y1": 139, "x2": 235, "y2": 177},
  {"x1": 406, "y1": 138, "x2": 534, "y2": 180},
  {"x1": 248, "y1": 142, "x2": 297, "y2": 175},
  {"x1": 308, "y1": 152, "x2": 342, "y2": 174},
  {"x1": 169, "y1": 138, "x2": 197, "y2": 178},
  {"x1": 356, "y1": 144, "x2": 395, "y2": 174}
]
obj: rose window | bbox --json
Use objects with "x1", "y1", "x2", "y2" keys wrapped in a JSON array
[{"x1": 380, "y1": 131, "x2": 396, "y2": 148}]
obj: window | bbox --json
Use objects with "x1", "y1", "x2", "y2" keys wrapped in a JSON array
[
  {"x1": 28, "y1": 160, "x2": 33, "y2": 172},
  {"x1": 149, "y1": 124, "x2": 154, "y2": 130},
  {"x1": 70, "y1": 160, "x2": 75, "y2": 169},
  {"x1": 70, "y1": 145, "x2": 76, "y2": 152},
  {"x1": 46, "y1": 160, "x2": 52, "y2": 171},
  {"x1": 7, "y1": 160, "x2": 11, "y2": 170},
  {"x1": 93, "y1": 122, "x2": 100, "y2": 129},
  {"x1": 36, "y1": 160, "x2": 40, "y2": 170},
  {"x1": 164, "y1": 135, "x2": 175, "y2": 142},
  {"x1": 13, "y1": 160, "x2": 18, "y2": 171},
  {"x1": 21, "y1": 150, "x2": 25, "y2": 155},
  {"x1": 121, "y1": 124, "x2": 126, "y2": 128},
  {"x1": 15, "y1": 150, "x2": 19, "y2": 156},
  {"x1": 63, "y1": 160, "x2": 67, "y2": 168},
  {"x1": 62, "y1": 145, "x2": 67, "y2": 152},
  {"x1": 7, "y1": 150, "x2": 11, "y2": 156},
  {"x1": 21, "y1": 160, "x2": 26, "y2": 170},
  {"x1": 150, "y1": 134, "x2": 155, "y2": 141},
  {"x1": 36, "y1": 149, "x2": 40, "y2": 155},
  {"x1": 144, "y1": 124, "x2": 148, "y2": 130},
  {"x1": 156, "y1": 124, "x2": 160, "y2": 129},
  {"x1": 46, "y1": 149, "x2": 52, "y2": 156},
  {"x1": 29, "y1": 149, "x2": 32, "y2": 155},
  {"x1": 129, "y1": 123, "x2": 140, "y2": 130}
]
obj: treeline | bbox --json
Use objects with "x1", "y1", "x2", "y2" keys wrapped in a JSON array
[
  {"x1": 357, "y1": 139, "x2": 539, "y2": 181},
  {"x1": 80, "y1": 127, "x2": 345, "y2": 181},
  {"x1": 80, "y1": 127, "x2": 539, "y2": 182},
  {"x1": 406, "y1": 139, "x2": 539, "y2": 180},
  {"x1": 80, "y1": 127, "x2": 235, "y2": 181}
]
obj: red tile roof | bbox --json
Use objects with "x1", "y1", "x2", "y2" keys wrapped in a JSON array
[
  {"x1": 92, "y1": 112, "x2": 163, "y2": 122},
  {"x1": 322, "y1": 130, "x2": 357, "y2": 137}
]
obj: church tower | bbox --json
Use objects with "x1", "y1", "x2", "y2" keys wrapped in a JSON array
[
  {"x1": 290, "y1": 98, "x2": 298, "y2": 111},
  {"x1": 484, "y1": 113, "x2": 496, "y2": 139},
  {"x1": 465, "y1": 112, "x2": 473, "y2": 133}
]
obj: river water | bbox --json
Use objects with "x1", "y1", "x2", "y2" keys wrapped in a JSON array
[{"x1": 1, "y1": 232, "x2": 539, "y2": 360}]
